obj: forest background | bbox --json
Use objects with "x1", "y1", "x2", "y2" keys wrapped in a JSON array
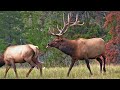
[{"x1": 0, "y1": 11, "x2": 119, "y2": 67}]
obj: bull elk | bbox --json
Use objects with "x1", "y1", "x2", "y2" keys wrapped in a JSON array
[
  {"x1": 3, "y1": 44, "x2": 43, "y2": 78},
  {"x1": 46, "y1": 13, "x2": 106, "y2": 76}
]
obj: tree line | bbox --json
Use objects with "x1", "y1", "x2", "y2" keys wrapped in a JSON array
[{"x1": 0, "y1": 11, "x2": 119, "y2": 67}]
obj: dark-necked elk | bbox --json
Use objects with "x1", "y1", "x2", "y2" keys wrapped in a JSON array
[
  {"x1": 3, "y1": 44, "x2": 42, "y2": 78},
  {"x1": 46, "y1": 13, "x2": 106, "y2": 76}
]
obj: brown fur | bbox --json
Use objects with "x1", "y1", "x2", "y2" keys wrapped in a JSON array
[
  {"x1": 0, "y1": 54, "x2": 5, "y2": 67},
  {"x1": 75, "y1": 38, "x2": 105, "y2": 59},
  {"x1": 3, "y1": 44, "x2": 42, "y2": 78},
  {"x1": 47, "y1": 37, "x2": 106, "y2": 76}
]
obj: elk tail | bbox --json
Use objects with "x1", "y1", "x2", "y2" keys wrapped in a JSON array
[{"x1": 32, "y1": 51, "x2": 36, "y2": 59}]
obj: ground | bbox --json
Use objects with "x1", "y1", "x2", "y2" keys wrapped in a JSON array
[{"x1": 0, "y1": 64, "x2": 120, "y2": 79}]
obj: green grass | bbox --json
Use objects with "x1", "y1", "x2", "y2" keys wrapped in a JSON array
[{"x1": 0, "y1": 64, "x2": 120, "y2": 79}]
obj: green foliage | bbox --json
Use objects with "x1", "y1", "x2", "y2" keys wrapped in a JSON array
[
  {"x1": 104, "y1": 32, "x2": 112, "y2": 42},
  {"x1": 0, "y1": 39, "x2": 7, "y2": 53},
  {"x1": 0, "y1": 11, "x2": 25, "y2": 46}
]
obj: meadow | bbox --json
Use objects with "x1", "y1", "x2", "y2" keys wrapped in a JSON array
[{"x1": 0, "y1": 64, "x2": 120, "y2": 79}]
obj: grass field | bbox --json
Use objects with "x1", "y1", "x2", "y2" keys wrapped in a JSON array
[{"x1": 0, "y1": 64, "x2": 120, "y2": 79}]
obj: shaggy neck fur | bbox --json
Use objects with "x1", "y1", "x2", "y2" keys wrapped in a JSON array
[{"x1": 58, "y1": 39, "x2": 76, "y2": 56}]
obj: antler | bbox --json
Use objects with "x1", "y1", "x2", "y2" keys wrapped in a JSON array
[{"x1": 49, "y1": 12, "x2": 84, "y2": 36}]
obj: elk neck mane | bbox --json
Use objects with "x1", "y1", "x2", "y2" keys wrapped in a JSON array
[{"x1": 58, "y1": 38, "x2": 77, "y2": 56}]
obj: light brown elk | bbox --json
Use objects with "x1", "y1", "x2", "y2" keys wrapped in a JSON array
[
  {"x1": 46, "y1": 13, "x2": 106, "y2": 76},
  {"x1": 3, "y1": 44, "x2": 43, "y2": 78}
]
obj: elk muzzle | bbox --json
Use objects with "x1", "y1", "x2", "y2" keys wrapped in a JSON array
[{"x1": 46, "y1": 44, "x2": 50, "y2": 48}]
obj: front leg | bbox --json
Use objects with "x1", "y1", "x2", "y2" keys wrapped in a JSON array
[
  {"x1": 67, "y1": 59, "x2": 76, "y2": 77},
  {"x1": 10, "y1": 60, "x2": 18, "y2": 78},
  {"x1": 4, "y1": 64, "x2": 11, "y2": 78}
]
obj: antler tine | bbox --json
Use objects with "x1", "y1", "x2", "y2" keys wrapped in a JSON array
[
  {"x1": 67, "y1": 13, "x2": 70, "y2": 23},
  {"x1": 70, "y1": 13, "x2": 79, "y2": 26},
  {"x1": 57, "y1": 24, "x2": 62, "y2": 33},
  {"x1": 67, "y1": 12, "x2": 72, "y2": 24},
  {"x1": 49, "y1": 27, "x2": 56, "y2": 36},
  {"x1": 76, "y1": 13, "x2": 84, "y2": 25},
  {"x1": 60, "y1": 12, "x2": 74, "y2": 35},
  {"x1": 56, "y1": 12, "x2": 72, "y2": 36},
  {"x1": 63, "y1": 13, "x2": 66, "y2": 26},
  {"x1": 76, "y1": 13, "x2": 79, "y2": 23},
  {"x1": 70, "y1": 13, "x2": 84, "y2": 26},
  {"x1": 57, "y1": 24, "x2": 60, "y2": 31},
  {"x1": 78, "y1": 22, "x2": 84, "y2": 25}
]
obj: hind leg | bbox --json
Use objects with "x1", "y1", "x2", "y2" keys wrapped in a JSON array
[
  {"x1": 96, "y1": 57, "x2": 102, "y2": 73},
  {"x1": 34, "y1": 61, "x2": 42, "y2": 76},
  {"x1": 32, "y1": 57, "x2": 42, "y2": 76},
  {"x1": 26, "y1": 60, "x2": 36, "y2": 77},
  {"x1": 101, "y1": 55, "x2": 106, "y2": 72}
]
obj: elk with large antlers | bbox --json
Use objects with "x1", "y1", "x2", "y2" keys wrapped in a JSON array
[{"x1": 46, "y1": 12, "x2": 106, "y2": 76}]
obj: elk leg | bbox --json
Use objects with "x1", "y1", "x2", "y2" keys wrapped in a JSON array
[
  {"x1": 35, "y1": 61, "x2": 42, "y2": 76},
  {"x1": 26, "y1": 68, "x2": 34, "y2": 77},
  {"x1": 96, "y1": 57, "x2": 102, "y2": 73},
  {"x1": 67, "y1": 60, "x2": 75, "y2": 77},
  {"x1": 102, "y1": 55, "x2": 106, "y2": 72},
  {"x1": 10, "y1": 60, "x2": 18, "y2": 78},
  {"x1": 85, "y1": 59, "x2": 93, "y2": 75},
  {"x1": 26, "y1": 61, "x2": 36, "y2": 77},
  {"x1": 4, "y1": 64, "x2": 11, "y2": 78}
]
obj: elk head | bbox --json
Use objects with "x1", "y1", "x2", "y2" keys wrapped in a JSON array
[{"x1": 46, "y1": 12, "x2": 84, "y2": 49}]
